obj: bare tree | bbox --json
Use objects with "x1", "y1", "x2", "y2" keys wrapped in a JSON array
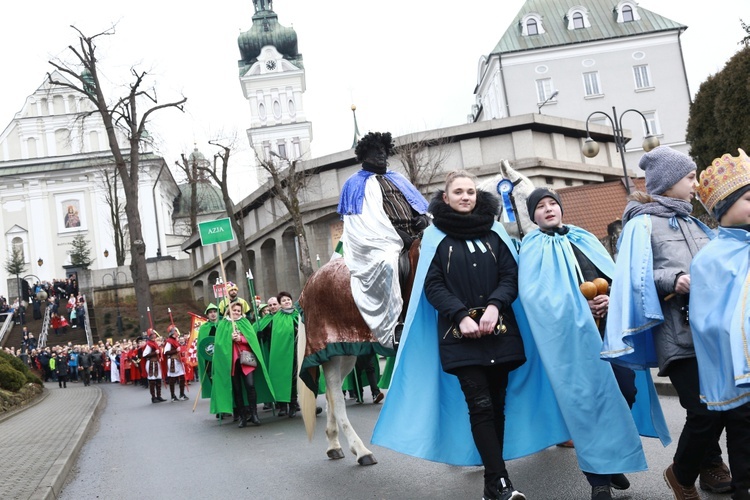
[
  {"x1": 394, "y1": 133, "x2": 452, "y2": 194},
  {"x1": 255, "y1": 152, "x2": 314, "y2": 281},
  {"x1": 100, "y1": 167, "x2": 128, "y2": 265},
  {"x1": 198, "y1": 139, "x2": 252, "y2": 277},
  {"x1": 47, "y1": 26, "x2": 187, "y2": 330}
]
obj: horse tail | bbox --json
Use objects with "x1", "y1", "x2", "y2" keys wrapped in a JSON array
[{"x1": 297, "y1": 321, "x2": 317, "y2": 441}]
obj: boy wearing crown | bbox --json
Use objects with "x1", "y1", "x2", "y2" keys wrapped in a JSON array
[{"x1": 689, "y1": 149, "x2": 750, "y2": 500}]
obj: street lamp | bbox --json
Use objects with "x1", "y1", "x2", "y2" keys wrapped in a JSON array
[
  {"x1": 538, "y1": 90, "x2": 559, "y2": 114},
  {"x1": 102, "y1": 270, "x2": 127, "y2": 335},
  {"x1": 582, "y1": 106, "x2": 660, "y2": 195}
]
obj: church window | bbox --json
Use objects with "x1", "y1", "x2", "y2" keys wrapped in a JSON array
[
  {"x1": 53, "y1": 95, "x2": 65, "y2": 114},
  {"x1": 40, "y1": 98, "x2": 49, "y2": 116},
  {"x1": 278, "y1": 143, "x2": 287, "y2": 158},
  {"x1": 288, "y1": 99, "x2": 296, "y2": 117},
  {"x1": 27, "y1": 137, "x2": 37, "y2": 158},
  {"x1": 273, "y1": 100, "x2": 281, "y2": 119},
  {"x1": 258, "y1": 102, "x2": 266, "y2": 120}
]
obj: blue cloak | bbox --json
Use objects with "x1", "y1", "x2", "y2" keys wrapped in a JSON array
[
  {"x1": 337, "y1": 170, "x2": 429, "y2": 216},
  {"x1": 372, "y1": 222, "x2": 569, "y2": 466},
  {"x1": 690, "y1": 226, "x2": 750, "y2": 411},
  {"x1": 603, "y1": 214, "x2": 715, "y2": 369},
  {"x1": 519, "y1": 225, "x2": 668, "y2": 474}
]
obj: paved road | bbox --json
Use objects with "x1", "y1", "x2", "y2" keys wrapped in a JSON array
[{"x1": 51, "y1": 381, "x2": 730, "y2": 500}]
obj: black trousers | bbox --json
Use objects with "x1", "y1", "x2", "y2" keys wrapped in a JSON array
[
  {"x1": 231, "y1": 360, "x2": 256, "y2": 411},
  {"x1": 667, "y1": 357, "x2": 725, "y2": 485},
  {"x1": 451, "y1": 364, "x2": 511, "y2": 489},
  {"x1": 352, "y1": 355, "x2": 380, "y2": 400}
]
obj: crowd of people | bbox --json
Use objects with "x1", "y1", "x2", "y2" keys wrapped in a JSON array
[{"x1": 3, "y1": 134, "x2": 749, "y2": 500}]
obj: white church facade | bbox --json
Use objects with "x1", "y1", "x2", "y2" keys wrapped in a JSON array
[{"x1": 0, "y1": 71, "x2": 183, "y2": 298}]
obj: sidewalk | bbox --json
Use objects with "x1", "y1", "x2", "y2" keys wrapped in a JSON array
[{"x1": 0, "y1": 385, "x2": 102, "y2": 500}]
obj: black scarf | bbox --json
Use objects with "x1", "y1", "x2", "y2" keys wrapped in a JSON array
[{"x1": 429, "y1": 190, "x2": 499, "y2": 239}]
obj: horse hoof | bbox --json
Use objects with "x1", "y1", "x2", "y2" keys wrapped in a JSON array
[
  {"x1": 327, "y1": 448, "x2": 345, "y2": 460},
  {"x1": 357, "y1": 454, "x2": 378, "y2": 466}
]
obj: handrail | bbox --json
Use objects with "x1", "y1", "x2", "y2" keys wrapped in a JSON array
[
  {"x1": 38, "y1": 305, "x2": 51, "y2": 348},
  {"x1": 83, "y1": 295, "x2": 93, "y2": 347},
  {"x1": 0, "y1": 312, "x2": 13, "y2": 347}
]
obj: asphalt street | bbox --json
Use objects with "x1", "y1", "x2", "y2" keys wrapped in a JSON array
[{"x1": 57, "y1": 382, "x2": 729, "y2": 500}]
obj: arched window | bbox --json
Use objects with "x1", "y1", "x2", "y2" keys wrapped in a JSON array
[
  {"x1": 622, "y1": 5, "x2": 634, "y2": 22},
  {"x1": 527, "y1": 18, "x2": 538, "y2": 35},
  {"x1": 573, "y1": 12, "x2": 584, "y2": 29}
]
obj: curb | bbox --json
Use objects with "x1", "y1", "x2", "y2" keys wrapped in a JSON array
[{"x1": 30, "y1": 386, "x2": 103, "y2": 500}]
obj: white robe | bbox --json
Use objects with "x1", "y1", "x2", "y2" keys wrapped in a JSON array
[
  {"x1": 164, "y1": 342, "x2": 185, "y2": 377},
  {"x1": 341, "y1": 176, "x2": 403, "y2": 348}
]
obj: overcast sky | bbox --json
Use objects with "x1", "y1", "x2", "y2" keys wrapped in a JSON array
[{"x1": 1, "y1": 1, "x2": 746, "y2": 200}]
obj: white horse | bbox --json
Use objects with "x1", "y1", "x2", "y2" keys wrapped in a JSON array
[{"x1": 478, "y1": 159, "x2": 537, "y2": 242}]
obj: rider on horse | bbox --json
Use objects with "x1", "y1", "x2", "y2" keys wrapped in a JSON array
[{"x1": 337, "y1": 131, "x2": 430, "y2": 349}]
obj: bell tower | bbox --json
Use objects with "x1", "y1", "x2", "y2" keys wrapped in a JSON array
[{"x1": 238, "y1": 0, "x2": 312, "y2": 186}]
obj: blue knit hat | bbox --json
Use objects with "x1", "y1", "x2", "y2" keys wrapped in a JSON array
[{"x1": 638, "y1": 146, "x2": 696, "y2": 195}]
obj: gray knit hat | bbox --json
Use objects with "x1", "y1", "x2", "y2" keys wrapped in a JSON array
[
  {"x1": 526, "y1": 187, "x2": 563, "y2": 225},
  {"x1": 639, "y1": 146, "x2": 697, "y2": 195}
]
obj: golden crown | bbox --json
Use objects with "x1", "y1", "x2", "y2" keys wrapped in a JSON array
[{"x1": 697, "y1": 149, "x2": 750, "y2": 213}]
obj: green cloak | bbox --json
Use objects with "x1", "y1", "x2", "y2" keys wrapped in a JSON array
[
  {"x1": 196, "y1": 320, "x2": 218, "y2": 399},
  {"x1": 209, "y1": 317, "x2": 275, "y2": 415},
  {"x1": 256, "y1": 310, "x2": 298, "y2": 403}
]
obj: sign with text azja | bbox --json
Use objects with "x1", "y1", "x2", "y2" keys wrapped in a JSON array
[{"x1": 198, "y1": 218, "x2": 235, "y2": 246}]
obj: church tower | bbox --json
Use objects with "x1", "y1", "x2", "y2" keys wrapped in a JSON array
[{"x1": 238, "y1": 0, "x2": 312, "y2": 185}]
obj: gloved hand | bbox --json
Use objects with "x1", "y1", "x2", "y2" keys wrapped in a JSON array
[
  {"x1": 395, "y1": 228, "x2": 414, "y2": 248},
  {"x1": 411, "y1": 214, "x2": 431, "y2": 231}
]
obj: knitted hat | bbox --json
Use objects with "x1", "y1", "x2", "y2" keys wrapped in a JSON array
[
  {"x1": 638, "y1": 146, "x2": 696, "y2": 195},
  {"x1": 697, "y1": 149, "x2": 750, "y2": 221},
  {"x1": 526, "y1": 187, "x2": 563, "y2": 225}
]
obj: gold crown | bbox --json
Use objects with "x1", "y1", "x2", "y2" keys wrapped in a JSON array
[{"x1": 697, "y1": 149, "x2": 750, "y2": 213}]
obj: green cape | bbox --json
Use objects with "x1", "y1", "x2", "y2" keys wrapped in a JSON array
[
  {"x1": 256, "y1": 310, "x2": 298, "y2": 402},
  {"x1": 209, "y1": 317, "x2": 275, "y2": 414},
  {"x1": 196, "y1": 320, "x2": 218, "y2": 399}
]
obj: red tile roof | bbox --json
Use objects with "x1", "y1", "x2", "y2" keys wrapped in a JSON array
[{"x1": 557, "y1": 178, "x2": 646, "y2": 239}]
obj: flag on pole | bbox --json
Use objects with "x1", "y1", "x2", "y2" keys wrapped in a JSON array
[{"x1": 187, "y1": 312, "x2": 207, "y2": 367}]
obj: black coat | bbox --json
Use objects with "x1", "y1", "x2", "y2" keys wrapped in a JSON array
[{"x1": 424, "y1": 190, "x2": 525, "y2": 372}]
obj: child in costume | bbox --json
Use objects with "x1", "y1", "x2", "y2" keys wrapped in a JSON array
[
  {"x1": 603, "y1": 146, "x2": 731, "y2": 498},
  {"x1": 690, "y1": 149, "x2": 750, "y2": 500}
]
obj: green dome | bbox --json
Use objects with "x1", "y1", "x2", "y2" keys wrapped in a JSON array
[
  {"x1": 187, "y1": 146, "x2": 206, "y2": 164},
  {"x1": 237, "y1": 1, "x2": 303, "y2": 76},
  {"x1": 173, "y1": 182, "x2": 225, "y2": 218}
]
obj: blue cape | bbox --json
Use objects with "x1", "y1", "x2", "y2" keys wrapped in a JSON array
[
  {"x1": 603, "y1": 214, "x2": 715, "y2": 369},
  {"x1": 519, "y1": 225, "x2": 668, "y2": 474},
  {"x1": 690, "y1": 226, "x2": 750, "y2": 410},
  {"x1": 337, "y1": 170, "x2": 429, "y2": 216},
  {"x1": 372, "y1": 222, "x2": 569, "y2": 466}
]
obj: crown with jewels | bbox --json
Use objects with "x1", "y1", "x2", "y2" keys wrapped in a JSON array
[{"x1": 697, "y1": 148, "x2": 750, "y2": 214}]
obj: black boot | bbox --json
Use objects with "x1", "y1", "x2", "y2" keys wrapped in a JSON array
[
  {"x1": 238, "y1": 407, "x2": 248, "y2": 428},
  {"x1": 278, "y1": 403, "x2": 288, "y2": 417},
  {"x1": 249, "y1": 407, "x2": 261, "y2": 426}
]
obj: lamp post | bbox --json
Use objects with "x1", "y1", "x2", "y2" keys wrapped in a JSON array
[
  {"x1": 102, "y1": 270, "x2": 126, "y2": 335},
  {"x1": 581, "y1": 106, "x2": 660, "y2": 195},
  {"x1": 537, "y1": 90, "x2": 559, "y2": 114}
]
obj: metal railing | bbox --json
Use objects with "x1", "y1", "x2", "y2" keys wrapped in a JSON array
[
  {"x1": 82, "y1": 295, "x2": 93, "y2": 347},
  {"x1": 38, "y1": 306, "x2": 51, "y2": 348},
  {"x1": 0, "y1": 312, "x2": 13, "y2": 346}
]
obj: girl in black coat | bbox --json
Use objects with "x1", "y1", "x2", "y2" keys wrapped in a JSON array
[{"x1": 424, "y1": 171, "x2": 526, "y2": 500}]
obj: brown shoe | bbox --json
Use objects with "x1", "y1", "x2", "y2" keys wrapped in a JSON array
[
  {"x1": 699, "y1": 461, "x2": 732, "y2": 493},
  {"x1": 664, "y1": 464, "x2": 700, "y2": 500}
]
